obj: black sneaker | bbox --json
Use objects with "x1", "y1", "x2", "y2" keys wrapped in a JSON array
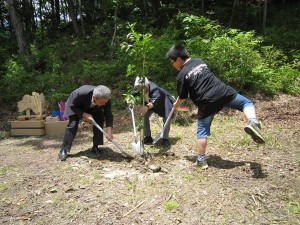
[
  {"x1": 244, "y1": 121, "x2": 266, "y2": 144},
  {"x1": 162, "y1": 139, "x2": 170, "y2": 147},
  {"x1": 195, "y1": 158, "x2": 208, "y2": 169},
  {"x1": 91, "y1": 146, "x2": 102, "y2": 156},
  {"x1": 144, "y1": 136, "x2": 153, "y2": 145},
  {"x1": 58, "y1": 148, "x2": 67, "y2": 161}
]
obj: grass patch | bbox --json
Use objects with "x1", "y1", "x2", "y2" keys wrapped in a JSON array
[
  {"x1": 175, "y1": 131, "x2": 184, "y2": 139},
  {"x1": 92, "y1": 172, "x2": 102, "y2": 179},
  {"x1": 183, "y1": 173, "x2": 197, "y2": 182},
  {"x1": 127, "y1": 183, "x2": 135, "y2": 190},
  {"x1": 296, "y1": 152, "x2": 300, "y2": 166},
  {"x1": 17, "y1": 196, "x2": 33, "y2": 209},
  {"x1": 163, "y1": 200, "x2": 179, "y2": 211},
  {"x1": 63, "y1": 164, "x2": 74, "y2": 172},
  {"x1": 79, "y1": 176, "x2": 90, "y2": 185},
  {"x1": 288, "y1": 194, "x2": 300, "y2": 214},
  {"x1": 228, "y1": 135, "x2": 251, "y2": 147},
  {"x1": 264, "y1": 133, "x2": 283, "y2": 150},
  {"x1": 0, "y1": 182, "x2": 8, "y2": 191},
  {"x1": 53, "y1": 196, "x2": 63, "y2": 207},
  {"x1": 0, "y1": 166, "x2": 12, "y2": 175}
]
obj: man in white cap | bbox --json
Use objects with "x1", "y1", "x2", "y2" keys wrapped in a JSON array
[{"x1": 132, "y1": 77, "x2": 175, "y2": 147}]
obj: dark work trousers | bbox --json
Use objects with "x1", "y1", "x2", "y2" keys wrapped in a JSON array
[
  {"x1": 61, "y1": 112, "x2": 104, "y2": 153},
  {"x1": 144, "y1": 109, "x2": 173, "y2": 139}
]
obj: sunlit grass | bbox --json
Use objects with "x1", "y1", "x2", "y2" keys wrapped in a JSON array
[
  {"x1": 183, "y1": 173, "x2": 195, "y2": 182},
  {"x1": 287, "y1": 194, "x2": 300, "y2": 214},
  {"x1": 127, "y1": 183, "x2": 135, "y2": 190},
  {"x1": 17, "y1": 195, "x2": 33, "y2": 209},
  {"x1": 0, "y1": 166, "x2": 10, "y2": 175},
  {"x1": 0, "y1": 182, "x2": 8, "y2": 191},
  {"x1": 79, "y1": 176, "x2": 90, "y2": 185},
  {"x1": 92, "y1": 172, "x2": 102, "y2": 179},
  {"x1": 0, "y1": 165, "x2": 16, "y2": 175},
  {"x1": 163, "y1": 200, "x2": 179, "y2": 211}
]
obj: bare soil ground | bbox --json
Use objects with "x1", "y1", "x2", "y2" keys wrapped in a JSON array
[{"x1": 0, "y1": 94, "x2": 299, "y2": 225}]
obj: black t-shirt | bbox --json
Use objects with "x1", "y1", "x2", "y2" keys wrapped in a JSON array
[{"x1": 177, "y1": 58, "x2": 237, "y2": 119}]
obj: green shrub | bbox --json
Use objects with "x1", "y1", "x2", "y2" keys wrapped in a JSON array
[
  {"x1": 2, "y1": 58, "x2": 36, "y2": 102},
  {"x1": 207, "y1": 30, "x2": 262, "y2": 90},
  {"x1": 277, "y1": 66, "x2": 300, "y2": 94},
  {"x1": 179, "y1": 14, "x2": 300, "y2": 95},
  {"x1": 1, "y1": 13, "x2": 299, "y2": 110},
  {"x1": 177, "y1": 13, "x2": 223, "y2": 40}
]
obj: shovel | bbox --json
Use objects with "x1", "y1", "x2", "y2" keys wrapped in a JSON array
[
  {"x1": 153, "y1": 106, "x2": 176, "y2": 144},
  {"x1": 90, "y1": 117, "x2": 133, "y2": 158},
  {"x1": 128, "y1": 104, "x2": 144, "y2": 156}
]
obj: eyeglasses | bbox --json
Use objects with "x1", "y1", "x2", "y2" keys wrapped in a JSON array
[{"x1": 171, "y1": 58, "x2": 177, "y2": 65}]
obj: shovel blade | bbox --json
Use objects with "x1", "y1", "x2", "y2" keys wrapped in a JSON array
[
  {"x1": 152, "y1": 106, "x2": 175, "y2": 145},
  {"x1": 132, "y1": 141, "x2": 144, "y2": 156},
  {"x1": 90, "y1": 118, "x2": 134, "y2": 158},
  {"x1": 152, "y1": 132, "x2": 162, "y2": 144}
]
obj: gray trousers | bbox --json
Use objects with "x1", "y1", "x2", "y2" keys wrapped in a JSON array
[{"x1": 144, "y1": 110, "x2": 172, "y2": 139}]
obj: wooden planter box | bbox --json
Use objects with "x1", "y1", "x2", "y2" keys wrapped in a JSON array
[
  {"x1": 45, "y1": 120, "x2": 68, "y2": 136},
  {"x1": 10, "y1": 120, "x2": 45, "y2": 136}
]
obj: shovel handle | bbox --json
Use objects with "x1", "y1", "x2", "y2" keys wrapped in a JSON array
[
  {"x1": 163, "y1": 107, "x2": 175, "y2": 132},
  {"x1": 153, "y1": 97, "x2": 179, "y2": 144},
  {"x1": 128, "y1": 106, "x2": 138, "y2": 137},
  {"x1": 90, "y1": 117, "x2": 133, "y2": 158},
  {"x1": 153, "y1": 106, "x2": 176, "y2": 144},
  {"x1": 160, "y1": 98, "x2": 178, "y2": 134}
]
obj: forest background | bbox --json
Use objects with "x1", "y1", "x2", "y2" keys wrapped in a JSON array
[{"x1": 0, "y1": 0, "x2": 299, "y2": 120}]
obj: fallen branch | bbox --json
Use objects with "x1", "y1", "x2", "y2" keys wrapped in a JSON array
[
  {"x1": 251, "y1": 195, "x2": 258, "y2": 205},
  {"x1": 123, "y1": 199, "x2": 147, "y2": 217},
  {"x1": 14, "y1": 216, "x2": 31, "y2": 221},
  {"x1": 166, "y1": 193, "x2": 173, "y2": 202}
]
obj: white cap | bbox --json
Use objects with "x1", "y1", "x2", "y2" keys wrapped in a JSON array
[{"x1": 134, "y1": 76, "x2": 149, "y2": 87}]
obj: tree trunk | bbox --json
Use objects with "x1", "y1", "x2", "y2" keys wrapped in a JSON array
[
  {"x1": 82, "y1": 0, "x2": 95, "y2": 24},
  {"x1": 55, "y1": 0, "x2": 60, "y2": 24},
  {"x1": 151, "y1": 0, "x2": 160, "y2": 17},
  {"x1": 110, "y1": 0, "x2": 118, "y2": 59},
  {"x1": 229, "y1": 0, "x2": 238, "y2": 27},
  {"x1": 39, "y1": 0, "x2": 44, "y2": 37},
  {"x1": 66, "y1": 0, "x2": 80, "y2": 35},
  {"x1": 30, "y1": 0, "x2": 36, "y2": 32},
  {"x1": 60, "y1": 0, "x2": 67, "y2": 23},
  {"x1": 91, "y1": 0, "x2": 96, "y2": 23},
  {"x1": 50, "y1": 0, "x2": 55, "y2": 25},
  {"x1": 6, "y1": 0, "x2": 30, "y2": 56},
  {"x1": 50, "y1": 0, "x2": 60, "y2": 29},
  {"x1": 78, "y1": 0, "x2": 85, "y2": 36},
  {"x1": 262, "y1": 0, "x2": 267, "y2": 32},
  {"x1": 23, "y1": 0, "x2": 32, "y2": 40},
  {"x1": 139, "y1": 0, "x2": 147, "y2": 17}
]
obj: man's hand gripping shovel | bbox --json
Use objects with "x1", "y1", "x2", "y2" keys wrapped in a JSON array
[{"x1": 89, "y1": 117, "x2": 133, "y2": 159}]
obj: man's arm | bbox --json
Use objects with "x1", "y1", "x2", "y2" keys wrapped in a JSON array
[
  {"x1": 173, "y1": 98, "x2": 186, "y2": 109},
  {"x1": 103, "y1": 100, "x2": 113, "y2": 141},
  {"x1": 106, "y1": 126, "x2": 113, "y2": 141}
]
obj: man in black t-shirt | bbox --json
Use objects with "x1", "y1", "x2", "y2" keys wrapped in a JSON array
[{"x1": 166, "y1": 45, "x2": 265, "y2": 169}]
